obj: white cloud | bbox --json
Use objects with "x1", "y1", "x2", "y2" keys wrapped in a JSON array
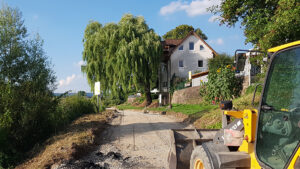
[
  {"x1": 208, "y1": 15, "x2": 221, "y2": 22},
  {"x1": 208, "y1": 38, "x2": 224, "y2": 45},
  {"x1": 58, "y1": 74, "x2": 76, "y2": 87},
  {"x1": 73, "y1": 60, "x2": 86, "y2": 68},
  {"x1": 160, "y1": 1, "x2": 188, "y2": 15},
  {"x1": 160, "y1": 0, "x2": 220, "y2": 17},
  {"x1": 77, "y1": 60, "x2": 85, "y2": 67},
  {"x1": 56, "y1": 74, "x2": 90, "y2": 93}
]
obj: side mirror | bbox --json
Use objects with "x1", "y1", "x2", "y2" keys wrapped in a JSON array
[
  {"x1": 252, "y1": 83, "x2": 262, "y2": 106},
  {"x1": 220, "y1": 100, "x2": 233, "y2": 110}
]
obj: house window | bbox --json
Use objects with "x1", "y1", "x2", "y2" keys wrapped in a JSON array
[
  {"x1": 200, "y1": 45, "x2": 204, "y2": 50},
  {"x1": 189, "y1": 42, "x2": 194, "y2": 50},
  {"x1": 179, "y1": 45, "x2": 183, "y2": 50},
  {"x1": 198, "y1": 60, "x2": 203, "y2": 67},
  {"x1": 179, "y1": 60, "x2": 184, "y2": 67}
]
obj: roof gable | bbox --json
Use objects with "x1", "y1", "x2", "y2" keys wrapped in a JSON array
[{"x1": 173, "y1": 31, "x2": 217, "y2": 56}]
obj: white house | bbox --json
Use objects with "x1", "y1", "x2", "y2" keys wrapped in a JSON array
[{"x1": 158, "y1": 31, "x2": 217, "y2": 104}]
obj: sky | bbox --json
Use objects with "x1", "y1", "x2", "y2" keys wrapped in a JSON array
[{"x1": 2, "y1": 0, "x2": 253, "y2": 93}]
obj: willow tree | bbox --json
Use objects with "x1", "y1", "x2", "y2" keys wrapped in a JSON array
[{"x1": 82, "y1": 14, "x2": 162, "y2": 105}]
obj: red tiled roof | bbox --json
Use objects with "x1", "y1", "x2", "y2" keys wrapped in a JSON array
[{"x1": 164, "y1": 39, "x2": 182, "y2": 46}]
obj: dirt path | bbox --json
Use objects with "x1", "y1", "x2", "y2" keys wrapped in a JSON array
[{"x1": 57, "y1": 109, "x2": 192, "y2": 169}]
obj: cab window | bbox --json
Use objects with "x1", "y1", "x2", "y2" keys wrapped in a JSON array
[{"x1": 256, "y1": 46, "x2": 300, "y2": 169}]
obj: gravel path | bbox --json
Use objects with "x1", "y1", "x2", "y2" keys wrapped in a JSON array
[{"x1": 57, "y1": 109, "x2": 192, "y2": 169}]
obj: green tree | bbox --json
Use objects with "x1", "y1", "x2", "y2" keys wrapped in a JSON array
[
  {"x1": 0, "y1": 5, "x2": 56, "y2": 167},
  {"x1": 162, "y1": 24, "x2": 208, "y2": 40},
  {"x1": 210, "y1": 0, "x2": 300, "y2": 51},
  {"x1": 82, "y1": 14, "x2": 162, "y2": 106}
]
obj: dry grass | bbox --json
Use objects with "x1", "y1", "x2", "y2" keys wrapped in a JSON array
[
  {"x1": 193, "y1": 92, "x2": 261, "y2": 129},
  {"x1": 233, "y1": 92, "x2": 261, "y2": 110},
  {"x1": 16, "y1": 111, "x2": 115, "y2": 169},
  {"x1": 147, "y1": 100, "x2": 159, "y2": 108},
  {"x1": 193, "y1": 109, "x2": 222, "y2": 129}
]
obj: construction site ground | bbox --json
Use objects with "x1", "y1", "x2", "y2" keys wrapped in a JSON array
[{"x1": 56, "y1": 109, "x2": 193, "y2": 169}]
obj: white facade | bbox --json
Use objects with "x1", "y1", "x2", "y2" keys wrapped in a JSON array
[{"x1": 170, "y1": 35, "x2": 214, "y2": 79}]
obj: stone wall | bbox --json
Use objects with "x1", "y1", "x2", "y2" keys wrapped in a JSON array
[{"x1": 171, "y1": 86, "x2": 202, "y2": 104}]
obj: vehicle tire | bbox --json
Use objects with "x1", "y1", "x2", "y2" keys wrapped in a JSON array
[
  {"x1": 190, "y1": 142, "x2": 229, "y2": 169},
  {"x1": 190, "y1": 145, "x2": 212, "y2": 169}
]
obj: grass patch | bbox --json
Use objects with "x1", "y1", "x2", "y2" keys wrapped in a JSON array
[
  {"x1": 233, "y1": 92, "x2": 261, "y2": 110},
  {"x1": 149, "y1": 104, "x2": 221, "y2": 129},
  {"x1": 149, "y1": 104, "x2": 218, "y2": 115},
  {"x1": 193, "y1": 108, "x2": 222, "y2": 129},
  {"x1": 116, "y1": 104, "x2": 143, "y2": 110}
]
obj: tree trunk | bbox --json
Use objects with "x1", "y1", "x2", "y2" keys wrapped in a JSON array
[{"x1": 144, "y1": 83, "x2": 152, "y2": 106}]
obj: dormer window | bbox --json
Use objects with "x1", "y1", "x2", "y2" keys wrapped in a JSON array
[
  {"x1": 189, "y1": 42, "x2": 194, "y2": 50},
  {"x1": 200, "y1": 45, "x2": 204, "y2": 50},
  {"x1": 179, "y1": 45, "x2": 183, "y2": 50}
]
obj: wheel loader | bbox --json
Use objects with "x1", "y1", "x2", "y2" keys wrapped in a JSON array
[{"x1": 168, "y1": 41, "x2": 300, "y2": 169}]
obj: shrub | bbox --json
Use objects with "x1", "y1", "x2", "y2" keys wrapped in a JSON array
[
  {"x1": 151, "y1": 93, "x2": 158, "y2": 100},
  {"x1": 200, "y1": 64, "x2": 242, "y2": 103},
  {"x1": 58, "y1": 96, "x2": 96, "y2": 120},
  {"x1": 90, "y1": 95, "x2": 107, "y2": 112},
  {"x1": 208, "y1": 53, "x2": 233, "y2": 72}
]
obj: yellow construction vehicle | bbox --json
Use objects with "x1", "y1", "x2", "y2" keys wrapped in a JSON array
[{"x1": 168, "y1": 41, "x2": 300, "y2": 169}]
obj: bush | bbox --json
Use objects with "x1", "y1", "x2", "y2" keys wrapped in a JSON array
[
  {"x1": 0, "y1": 94, "x2": 97, "y2": 168},
  {"x1": 208, "y1": 53, "x2": 233, "y2": 72},
  {"x1": 53, "y1": 96, "x2": 96, "y2": 129},
  {"x1": 151, "y1": 93, "x2": 158, "y2": 100},
  {"x1": 200, "y1": 64, "x2": 242, "y2": 103}
]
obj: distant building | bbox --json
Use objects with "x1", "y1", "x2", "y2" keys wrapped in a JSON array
[{"x1": 158, "y1": 31, "x2": 217, "y2": 105}]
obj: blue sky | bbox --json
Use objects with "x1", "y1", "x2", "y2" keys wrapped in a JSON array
[{"x1": 2, "y1": 0, "x2": 252, "y2": 93}]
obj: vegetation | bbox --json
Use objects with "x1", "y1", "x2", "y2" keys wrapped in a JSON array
[
  {"x1": 170, "y1": 75, "x2": 188, "y2": 93},
  {"x1": 162, "y1": 24, "x2": 208, "y2": 40},
  {"x1": 16, "y1": 111, "x2": 114, "y2": 169},
  {"x1": 117, "y1": 104, "x2": 144, "y2": 110},
  {"x1": 54, "y1": 96, "x2": 96, "y2": 129},
  {"x1": 82, "y1": 14, "x2": 162, "y2": 106},
  {"x1": 193, "y1": 109, "x2": 222, "y2": 129},
  {"x1": 77, "y1": 91, "x2": 86, "y2": 96},
  {"x1": 0, "y1": 6, "x2": 97, "y2": 168},
  {"x1": 0, "y1": 5, "x2": 56, "y2": 168},
  {"x1": 207, "y1": 53, "x2": 233, "y2": 72},
  {"x1": 210, "y1": 0, "x2": 300, "y2": 51},
  {"x1": 149, "y1": 104, "x2": 217, "y2": 115},
  {"x1": 200, "y1": 63, "x2": 241, "y2": 103}
]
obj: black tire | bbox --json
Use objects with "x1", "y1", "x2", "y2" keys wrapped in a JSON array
[
  {"x1": 190, "y1": 145, "x2": 212, "y2": 169},
  {"x1": 190, "y1": 142, "x2": 229, "y2": 169}
]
